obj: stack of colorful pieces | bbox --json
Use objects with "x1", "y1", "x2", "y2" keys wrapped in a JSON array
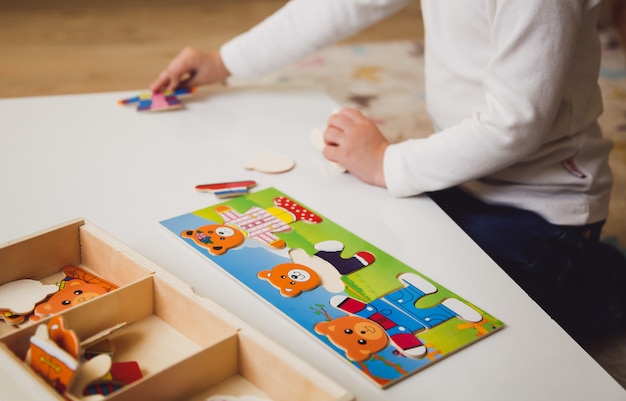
[
  {"x1": 118, "y1": 87, "x2": 195, "y2": 112},
  {"x1": 195, "y1": 180, "x2": 257, "y2": 198}
]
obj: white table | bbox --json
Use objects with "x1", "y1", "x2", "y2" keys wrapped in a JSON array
[{"x1": 1, "y1": 88, "x2": 624, "y2": 401}]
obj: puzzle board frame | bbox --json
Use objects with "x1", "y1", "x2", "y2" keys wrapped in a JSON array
[{"x1": 160, "y1": 187, "x2": 504, "y2": 388}]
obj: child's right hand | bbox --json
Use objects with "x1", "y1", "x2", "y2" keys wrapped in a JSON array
[
  {"x1": 150, "y1": 47, "x2": 231, "y2": 93},
  {"x1": 323, "y1": 108, "x2": 389, "y2": 189}
]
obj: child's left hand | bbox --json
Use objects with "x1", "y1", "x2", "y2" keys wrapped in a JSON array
[{"x1": 323, "y1": 108, "x2": 389, "y2": 188}]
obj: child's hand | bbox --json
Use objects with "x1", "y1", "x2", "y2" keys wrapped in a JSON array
[
  {"x1": 150, "y1": 47, "x2": 230, "y2": 93},
  {"x1": 323, "y1": 108, "x2": 389, "y2": 188}
]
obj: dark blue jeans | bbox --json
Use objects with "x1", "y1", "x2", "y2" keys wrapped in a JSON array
[{"x1": 428, "y1": 187, "x2": 620, "y2": 342}]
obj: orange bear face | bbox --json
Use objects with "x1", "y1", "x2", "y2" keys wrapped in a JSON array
[
  {"x1": 181, "y1": 224, "x2": 245, "y2": 255},
  {"x1": 257, "y1": 263, "x2": 320, "y2": 297},
  {"x1": 34, "y1": 280, "x2": 108, "y2": 318},
  {"x1": 315, "y1": 315, "x2": 388, "y2": 361}
]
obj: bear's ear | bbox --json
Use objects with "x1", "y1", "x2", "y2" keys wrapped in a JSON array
[
  {"x1": 257, "y1": 270, "x2": 271, "y2": 280},
  {"x1": 34, "y1": 302, "x2": 52, "y2": 313},
  {"x1": 314, "y1": 321, "x2": 336, "y2": 335},
  {"x1": 181, "y1": 230, "x2": 194, "y2": 239}
]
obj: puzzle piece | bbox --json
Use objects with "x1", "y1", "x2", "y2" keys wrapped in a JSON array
[
  {"x1": 28, "y1": 316, "x2": 125, "y2": 399},
  {"x1": 2, "y1": 311, "x2": 27, "y2": 325},
  {"x1": 48, "y1": 315, "x2": 80, "y2": 358},
  {"x1": 83, "y1": 361, "x2": 143, "y2": 396},
  {"x1": 195, "y1": 180, "x2": 257, "y2": 198},
  {"x1": 68, "y1": 354, "x2": 112, "y2": 400},
  {"x1": 315, "y1": 315, "x2": 390, "y2": 362},
  {"x1": 273, "y1": 196, "x2": 323, "y2": 224},
  {"x1": 61, "y1": 265, "x2": 118, "y2": 293},
  {"x1": 0, "y1": 279, "x2": 59, "y2": 315},
  {"x1": 313, "y1": 240, "x2": 374, "y2": 275},
  {"x1": 82, "y1": 381, "x2": 124, "y2": 398},
  {"x1": 210, "y1": 197, "x2": 322, "y2": 251},
  {"x1": 182, "y1": 197, "x2": 323, "y2": 255},
  {"x1": 108, "y1": 361, "x2": 143, "y2": 385},
  {"x1": 118, "y1": 87, "x2": 195, "y2": 112},
  {"x1": 289, "y1": 248, "x2": 345, "y2": 293},
  {"x1": 215, "y1": 205, "x2": 290, "y2": 249},
  {"x1": 325, "y1": 272, "x2": 482, "y2": 359},
  {"x1": 288, "y1": 240, "x2": 375, "y2": 293},
  {"x1": 388, "y1": 273, "x2": 482, "y2": 325},
  {"x1": 29, "y1": 316, "x2": 81, "y2": 393},
  {"x1": 33, "y1": 278, "x2": 109, "y2": 320},
  {"x1": 243, "y1": 150, "x2": 295, "y2": 173},
  {"x1": 257, "y1": 263, "x2": 320, "y2": 297},
  {"x1": 329, "y1": 295, "x2": 428, "y2": 358},
  {"x1": 181, "y1": 224, "x2": 246, "y2": 256},
  {"x1": 0, "y1": 266, "x2": 118, "y2": 326}
]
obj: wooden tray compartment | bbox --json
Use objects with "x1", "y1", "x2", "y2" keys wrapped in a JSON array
[
  {"x1": 0, "y1": 220, "x2": 352, "y2": 401},
  {"x1": 0, "y1": 219, "x2": 151, "y2": 289}
]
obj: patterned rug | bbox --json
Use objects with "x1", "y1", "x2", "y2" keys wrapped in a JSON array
[{"x1": 230, "y1": 39, "x2": 626, "y2": 389}]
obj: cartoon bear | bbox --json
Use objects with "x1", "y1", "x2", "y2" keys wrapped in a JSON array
[
  {"x1": 257, "y1": 263, "x2": 320, "y2": 297},
  {"x1": 327, "y1": 272, "x2": 482, "y2": 359},
  {"x1": 214, "y1": 197, "x2": 322, "y2": 250},
  {"x1": 181, "y1": 224, "x2": 245, "y2": 255},
  {"x1": 287, "y1": 240, "x2": 376, "y2": 293},
  {"x1": 314, "y1": 315, "x2": 389, "y2": 362},
  {"x1": 33, "y1": 280, "x2": 108, "y2": 319}
]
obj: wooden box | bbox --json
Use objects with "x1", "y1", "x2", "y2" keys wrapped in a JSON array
[{"x1": 0, "y1": 219, "x2": 353, "y2": 401}]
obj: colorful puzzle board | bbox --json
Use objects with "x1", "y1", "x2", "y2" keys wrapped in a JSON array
[{"x1": 160, "y1": 188, "x2": 504, "y2": 388}]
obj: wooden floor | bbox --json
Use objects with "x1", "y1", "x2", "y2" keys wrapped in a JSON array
[{"x1": 0, "y1": 0, "x2": 423, "y2": 98}]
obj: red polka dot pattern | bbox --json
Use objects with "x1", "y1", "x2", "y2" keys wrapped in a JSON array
[{"x1": 274, "y1": 197, "x2": 322, "y2": 223}]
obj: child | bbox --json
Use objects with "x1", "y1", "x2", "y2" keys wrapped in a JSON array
[{"x1": 151, "y1": 0, "x2": 626, "y2": 343}]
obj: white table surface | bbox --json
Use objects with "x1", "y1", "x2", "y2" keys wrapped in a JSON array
[{"x1": 0, "y1": 87, "x2": 624, "y2": 401}]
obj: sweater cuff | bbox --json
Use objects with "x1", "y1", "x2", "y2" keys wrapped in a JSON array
[
  {"x1": 384, "y1": 143, "x2": 418, "y2": 198},
  {"x1": 220, "y1": 37, "x2": 255, "y2": 80}
]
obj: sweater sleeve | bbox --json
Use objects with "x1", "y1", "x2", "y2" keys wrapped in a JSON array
[
  {"x1": 385, "y1": 1, "x2": 592, "y2": 198},
  {"x1": 220, "y1": 0, "x2": 411, "y2": 80}
]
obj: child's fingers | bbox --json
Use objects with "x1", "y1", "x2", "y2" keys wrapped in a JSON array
[
  {"x1": 327, "y1": 112, "x2": 356, "y2": 132},
  {"x1": 152, "y1": 69, "x2": 192, "y2": 92},
  {"x1": 153, "y1": 50, "x2": 195, "y2": 91},
  {"x1": 150, "y1": 71, "x2": 171, "y2": 93},
  {"x1": 151, "y1": 68, "x2": 185, "y2": 93},
  {"x1": 166, "y1": 75, "x2": 183, "y2": 92},
  {"x1": 323, "y1": 125, "x2": 342, "y2": 146},
  {"x1": 173, "y1": 70, "x2": 197, "y2": 90},
  {"x1": 338, "y1": 108, "x2": 367, "y2": 121},
  {"x1": 322, "y1": 139, "x2": 342, "y2": 164}
]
